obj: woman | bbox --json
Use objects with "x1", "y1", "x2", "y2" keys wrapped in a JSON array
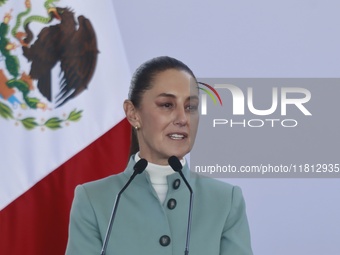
[{"x1": 65, "y1": 56, "x2": 253, "y2": 255}]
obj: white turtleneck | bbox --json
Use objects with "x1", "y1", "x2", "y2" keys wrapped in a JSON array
[{"x1": 134, "y1": 153, "x2": 185, "y2": 204}]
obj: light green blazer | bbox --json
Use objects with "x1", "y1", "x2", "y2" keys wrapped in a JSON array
[{"x1": 65, "y1": 157, "x2": 253, "y2": 255}]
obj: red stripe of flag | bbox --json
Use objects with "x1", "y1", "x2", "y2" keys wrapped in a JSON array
[{"x1": 0, "y1": 118, "x2": 131, "y2": 255}]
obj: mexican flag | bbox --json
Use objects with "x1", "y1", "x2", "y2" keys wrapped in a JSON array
[{"x1": 0, "y1": 0, "x2": 131, "y2": 254}]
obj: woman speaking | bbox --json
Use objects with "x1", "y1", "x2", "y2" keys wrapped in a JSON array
[{"x1": 65, "y1": 56, "x2": 253, "y2": 255}]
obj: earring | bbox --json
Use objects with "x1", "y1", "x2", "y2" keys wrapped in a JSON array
[{"x1": 135, "y1": 125, "x2": 140, "y2": 131}]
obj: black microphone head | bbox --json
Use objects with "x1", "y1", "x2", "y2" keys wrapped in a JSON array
[
  {"x1": 168, "y1": 156, "x2": 183, "y2": 172},
  {"x1": 133, "y1": 158, "x2": 148, "y2": 174}
]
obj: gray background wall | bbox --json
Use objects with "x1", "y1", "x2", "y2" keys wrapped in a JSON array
[{"x1": 112, "y1": 1, "x2": 340, "y2": 254}]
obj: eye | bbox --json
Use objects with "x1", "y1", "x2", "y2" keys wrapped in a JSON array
[
  {"x1": 186, "y1": 104, "x2": 198, "y2": 112},
  {"x1": 160, "y1": 103, "x2": 173, "y2": 108}
]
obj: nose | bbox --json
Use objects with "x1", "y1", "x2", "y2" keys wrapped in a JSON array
[{"x1": 173, "y1": 107, "x2": 188, "y2": 126}]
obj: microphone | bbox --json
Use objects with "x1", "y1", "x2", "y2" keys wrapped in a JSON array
[
  {"x1": 100, "y1": 158, "x2": 148, "y2": 255},
  {"x1": 168, "y1": 156, "x2": 194, "y2": 255}
]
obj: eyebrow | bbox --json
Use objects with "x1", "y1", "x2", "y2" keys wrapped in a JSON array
[
  {"x1": 157, "y1": 93, "x2": 199, "y2": 101},
  {"x1": 157, "y1": 93, "x2": 176, "y2": 99}
]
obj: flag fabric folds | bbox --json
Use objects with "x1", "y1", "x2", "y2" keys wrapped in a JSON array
[{"x1": 0, "y1": 0, "x2": 131, "y2": 254}]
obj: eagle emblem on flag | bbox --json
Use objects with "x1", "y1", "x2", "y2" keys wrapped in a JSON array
[{"x1": 0, "y1": 0, "x2": 99, "y2": 130}]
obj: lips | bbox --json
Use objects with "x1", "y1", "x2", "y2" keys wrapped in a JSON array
[{"x1": 168, "y1": 133, "x2": 188, "y2": 140}]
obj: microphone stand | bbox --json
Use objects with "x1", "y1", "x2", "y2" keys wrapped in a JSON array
[
  {"x1": 168, "y1": 156, "x2": 194, "y2": 255},
  {"x1": 178, "y1": 170, "x2": 194, "y2": 255},
  {"x1": 100, "y1": 159, "x2": 148, "y2": 255}
]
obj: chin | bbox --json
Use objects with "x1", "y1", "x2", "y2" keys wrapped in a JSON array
[
  {"x1": 162, "y1": 143, "x2": 190, "y2": 160},
  {"x1": 166, "y1": 149, "x2": 188, "y2": 160}
]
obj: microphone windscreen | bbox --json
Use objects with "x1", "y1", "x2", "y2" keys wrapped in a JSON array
[
  {"x1": 133, "y1": 158, "x2": 148, "y2": 174},
  {"x1": 168, "y1": 156, "x2": 183, "y2": 172}
]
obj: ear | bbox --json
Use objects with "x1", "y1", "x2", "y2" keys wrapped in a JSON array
[{"x1": 123, "y1": 100, "x2": 140, "y2": 127}]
